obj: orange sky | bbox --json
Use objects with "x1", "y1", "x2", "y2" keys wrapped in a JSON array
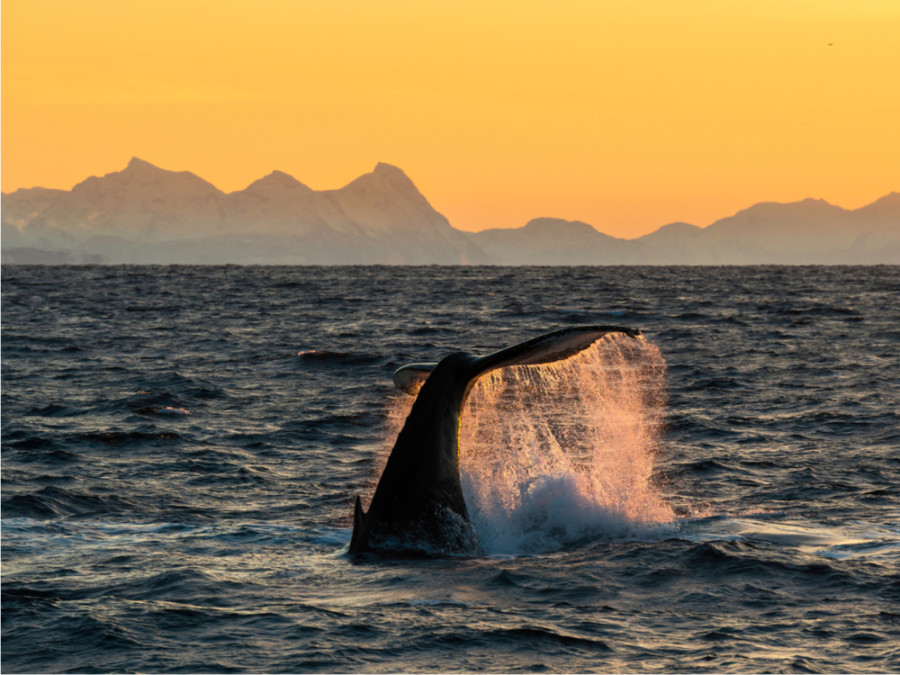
[{"x1": 3, "y1": 0, "x2": 899, "y2": 237}]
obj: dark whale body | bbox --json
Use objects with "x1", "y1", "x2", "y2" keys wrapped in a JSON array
[{"x1": 349, "y1": 325, "x2": 641, "y2": 554}]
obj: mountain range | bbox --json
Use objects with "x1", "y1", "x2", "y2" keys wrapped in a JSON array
[{"x1": 3, "y1": 158, "x2": 898, "y2": 264}]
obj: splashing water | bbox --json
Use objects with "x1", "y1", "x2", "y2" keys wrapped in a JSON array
[
  {"x1": 459, "y1": 334, "x2": 673, "y2": 553},
  {"x1": 377, "y1": 334, "x2": 673, "y2": 554}
]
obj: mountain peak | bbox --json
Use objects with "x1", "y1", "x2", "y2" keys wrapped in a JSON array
[
  {"x1": 70, "y1": 157, "x2": 222, "y2": 198},
  {"x1": 636, "y1": 221, "x2": 703, "y2": 245},
  {"x1": 125, "y1": 157, "x2": 159, "y2": 172},
  {"x1": 340, "y1": 162, "x2": 424, "y2": 202},
  {"x1": 640, "y1": 221, "x2": 702, "y2": 237},
  {"x1": 268, "y1": 169, "x2": 295, "y2": 180},
  {"x1": 243, "y1": 170, "x2": 311, "y2": 195},
  {"x1": 520, "y1": 217, "x2": 622, "y2": 241},
  {"x1": 857, "y1": 191, "x2": 900, "y2": 210},
  {"x1": 524, "y1": 217, "x2": 596, "y2": 232},
  {"x1": 658, "y1": 221, "x2": 700, "y2": 232},
  {"x1": 851, "y1": 191, "x2": 900, "y2": 224},
  {"x1": 373, "y1": 162, "x2": 406, "y2": 176},
  {"x1": 365, "y1": 162, "x2": 417, "y2": 191}
]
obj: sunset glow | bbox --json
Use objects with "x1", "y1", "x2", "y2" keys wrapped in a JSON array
[{"x1": 3, "y1": 0, "x2": 899, "y2": 237}]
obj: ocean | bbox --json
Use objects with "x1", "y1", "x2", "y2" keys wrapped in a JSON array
[{"x1": 2, "y1": 265, "x2": 898, "y2": 673}]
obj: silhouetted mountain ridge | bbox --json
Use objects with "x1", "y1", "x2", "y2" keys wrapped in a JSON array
[
  {"x1": 472, "y1": 199, "x2": 899, "y2": 264},
  {"x1": 2, "y1": 159, "x2": 484, "y2": 263},
  {"x1": 2, "y1": 159, "x2": 897, "y2": 264}
]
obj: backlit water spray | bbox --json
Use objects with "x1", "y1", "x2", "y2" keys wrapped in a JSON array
[{"x1": 380, "y1": 333, "x2": 673, "y2": 554}]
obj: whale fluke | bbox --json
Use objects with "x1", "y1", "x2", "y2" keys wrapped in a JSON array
[{"x1": 350, "y1": 325, "x2": 642, "y2": 554}]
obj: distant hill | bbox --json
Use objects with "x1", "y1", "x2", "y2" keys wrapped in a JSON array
[
  {"x1": 473, "y1": 196, "x2": 900, "y2": 264},
  {"x1": 472, "y1": 218, "x2": 640, "y2": 265},
  {"x1": 691, "y1": 195, "x2": 900, "y2": 264},
  {"x1": 2, "y1": 159, "x2": 897, "y2": 264}
]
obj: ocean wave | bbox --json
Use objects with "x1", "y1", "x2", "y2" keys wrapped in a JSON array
[
  {"x1": 3, "y1": 265, "x2": 899, "y2": 673},
  {"x1": 2, "y1": 486, "x2": 139, "y2": 519}
]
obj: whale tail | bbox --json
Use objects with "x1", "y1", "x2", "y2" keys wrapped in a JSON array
[{"x1": 350, "y1": 325, "x2": 642, "y2": 554}]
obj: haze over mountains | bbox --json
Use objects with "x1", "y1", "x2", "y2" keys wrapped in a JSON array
[{"x1": 2, "y1": 158, "x2": 898, "y2": 264}]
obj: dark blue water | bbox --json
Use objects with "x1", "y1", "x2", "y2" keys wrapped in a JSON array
[{"x1": 2, "y1": 265, "x2": 899, "y2": 673}]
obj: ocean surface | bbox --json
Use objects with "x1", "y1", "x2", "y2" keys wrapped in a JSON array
[{"x1": 2, "y1": 265, "x2": 899, "y2": 674}]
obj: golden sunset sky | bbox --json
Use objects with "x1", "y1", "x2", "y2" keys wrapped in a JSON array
[{"x1": 3, "y1": 0, "x2": 899, "y2": 237}]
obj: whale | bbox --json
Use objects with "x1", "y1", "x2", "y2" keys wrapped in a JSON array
[{"x1": 349, "y1": 325, "x2": 642, "y2": 554}]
